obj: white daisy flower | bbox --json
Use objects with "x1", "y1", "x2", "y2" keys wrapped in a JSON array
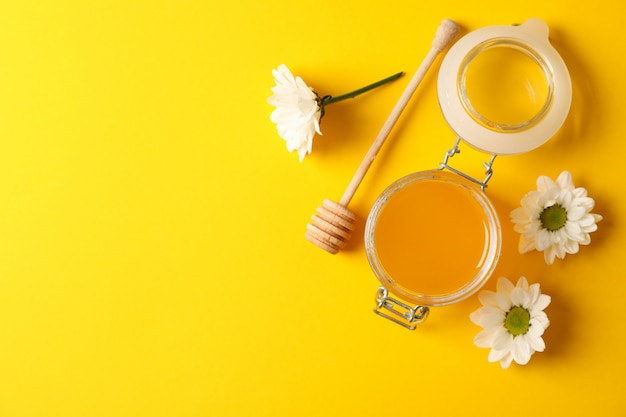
[
  {"x1": 470, "y1": 276, "x2": 551, "y2": 369},
  {"x1": 510, "y1": 170, "x2": 603, "y2": 264},
  {"x1": 267, "y1": 64, "x2": 402, "y2": 161},
  {"x1": 267, "y1": 64, "x2": 322, "y2": 162}
]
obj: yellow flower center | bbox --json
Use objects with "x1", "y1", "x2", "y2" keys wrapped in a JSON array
[
  {"x1": 504, "y1": 306, "x2": 531, "y2": 336},
  {"x1": 540, "y1": 203, "x2": 567, "y2": 231}
]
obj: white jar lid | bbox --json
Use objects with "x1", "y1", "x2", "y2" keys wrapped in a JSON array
[{"x1": 437, "y1": 19, "x2": 572, "y2": 155}]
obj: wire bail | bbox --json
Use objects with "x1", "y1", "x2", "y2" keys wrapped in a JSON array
[
  {"x1": 373, "y1": 287, "x2": 430, "y2": 330},
  {"x1": 439, "y1": 136, "x2": 497, "y2": 191}
]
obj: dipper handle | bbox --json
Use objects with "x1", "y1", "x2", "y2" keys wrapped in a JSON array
[
  {"x1": 306, "y1": 19, "x2": 460, "y2": 254},
  {"x1": 339, "y1": 19, "x2": 460, "y2": 207}
]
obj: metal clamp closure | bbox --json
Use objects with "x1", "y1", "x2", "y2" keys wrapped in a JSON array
[
  {"x1": 374, "y1": 287, "x2": 430, "y2": 330},
  {"x1": 439, "y1": 136, "x2": 497, "y2": 191}
]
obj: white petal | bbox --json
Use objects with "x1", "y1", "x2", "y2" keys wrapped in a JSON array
[
  {"x1": 520, "y1": 191, "x2": 541, "y2": 210},
  {"x1": 510, "y1": 207, "x2": 531, "y2": 224},
  {"x1": 536, "y1": 230, "x2": 552, "y2": 251},
  {"x1": 543, "y1": 246, "x2": 557, "y2": 265},
  {"x1": 297, "y1": 147, "x2": 307, "y2": 162},
  {"x1": 533, "y1": 294, "x2": 551, "y2": 312},
  {"x1": 313, "y1": 118, "x2": 322, "y2": 135},
  {"x1": 475, "y1": 309, "x2": 506, "y2": 329},
  {"x1": 469, "y1": 309, "x2": 482, "y2": 325},
  {"x1": 492, "y1": 327, "x2": 514, "y2": 351},
  {"x1": 556, "y1": 170, "x2": 574, "y2": 191},
  {"x1": 294, "y1": 75, "x2": 310, "y2": 90},
  {"x1": 480, "y1": 305, "x2": 506, "y2": 317},
  {"x1": 510, "y1": 287, "x2": 529, "y2": 307},
  {"x1": 564, "y1": 221, "x2": 584, "y2": 241},
  {"x1": 516, "y1": 276, "x2": 529, "y2": 290},
  {"x1": 528, "y1": 335, "x2": 546, "y2": 352},
  {"x1": 511, "y1": 335, "x2": 532, "y2": 365},
  {"x1": 554, "y1": 243, "x2": 567, "y2": 259},
  {"x1": 527, "y1": 283, "x2": 541, "y2": 308},
  {"x1": 273, "y1": 64, "x2": 295, "y2": 86},
  {"x1": 559, "y1": 189, "x2": 573, "y2": 207},
  {"x1": 539, "y1": 188, "x2": 559, "y2": 207},
  {"x1": 537, "y1": 175, "x2": 557, "y2": 193},
  {"x1": 530, "y1": 313, "x2": 550, "y2": 330},
  {"x1": 496, "y1": 291, "x2": 512, "y2": 311},
  {"x1": 499, "y1": 353, "x2": 514, "y2": 369},
  {"x1": 567, "y1": 206, "x2": 586, "y2": 222},
  {"x1": 573, "y1": 196, "x2": 595, "y2": 212},
  {"x1": 474, "y1": 329, "x2": 495, "y2": 348},
  {"x1": 488, "y1": 348, "x2": 510, "y2": 363},
  {"x1": 518, "y1": 233, "x2": 537, "y2": 253},
  {"x1": 564, "y1": 240, "x2": 580, "y2": 254},
  {"x1": 497, "y1": 277, "x2": 515, "y2": 294},
  {"x1": 478, "y1": 290, "x2": 498, "y2": 308},
  {"x1": 527, "y1": 320, "x2": 546, "y2": 341},
  {"x1": 578, "y1": 214, "x2": 597, "y2": 228},
  {"x1": 572, "y1": 186, "x2": 588, "y2": 199}
]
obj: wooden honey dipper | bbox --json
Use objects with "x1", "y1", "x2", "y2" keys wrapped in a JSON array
[{"x1": 305, "y1": 19, "x2": 460, "y2": 254}]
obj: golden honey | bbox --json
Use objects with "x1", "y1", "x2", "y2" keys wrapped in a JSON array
[{"x1": 365, "y1": 170, "x2": 500, "y2": 305}]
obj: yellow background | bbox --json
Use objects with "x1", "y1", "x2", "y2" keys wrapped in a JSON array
[{"x1": 0, "y1": 1, "x2": 623, "y2": 416}]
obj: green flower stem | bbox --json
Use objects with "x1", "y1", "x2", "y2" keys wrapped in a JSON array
[{"x1": 321, "y1": 71, "x2": 404, "y2": 107}]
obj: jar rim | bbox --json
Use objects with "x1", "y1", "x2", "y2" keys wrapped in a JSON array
[{"x1": 457, "y1": 38, "x2": 555, "y2": 132}]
